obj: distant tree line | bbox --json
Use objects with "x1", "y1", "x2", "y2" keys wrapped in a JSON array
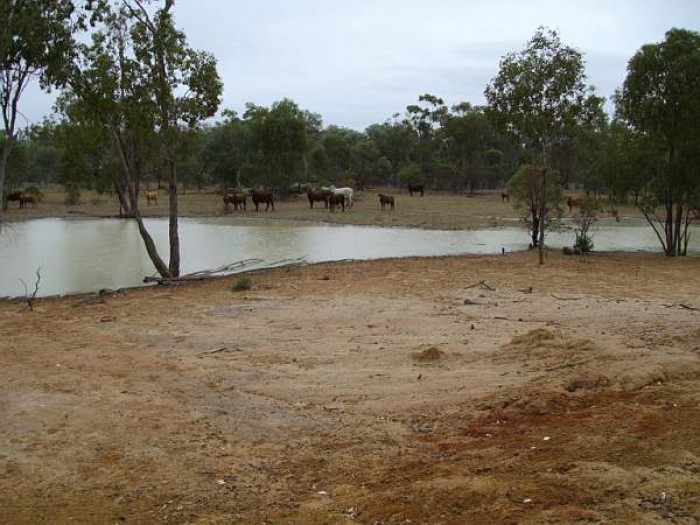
[{"x1": 15, "y1": 94, "x2": 518, "y2": 197}]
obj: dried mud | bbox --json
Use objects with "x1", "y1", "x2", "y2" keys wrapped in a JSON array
[{"x1": 1, "y1": 250, "x2": 699, "y2": 524}]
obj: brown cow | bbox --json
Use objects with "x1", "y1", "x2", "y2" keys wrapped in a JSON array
[
  {"x1": 328, "y1": 193, "x2": 345, "y2": 212},
  {"x1": 19, "y1": 194, "x2": 37, "y2": 209},
  {"x1": 6, "y1": 191, "x2": 23, "y2": 208},
  {"x1": 379, "y1": 194, "x2": 395, "y2": 211},
  {"x1": 145, "y1": 190, "x2": 158, "y2": 205},
  {"x1": 223, "y1": 193, "x2": 247, "y2": 211},
  {"x1": 407, "y1": 183, "x2": 424, "y2": 197},
  {"x1": 250, "y1": 189, "x2": 274, "y2": 211},
  {"x1": 566, "y1": 197, "x2": 580, "y2": 214},
  {"x1": 307, "y1": 188, "x2": 332, "y2": 209}
]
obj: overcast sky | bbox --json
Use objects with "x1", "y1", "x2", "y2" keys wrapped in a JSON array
[{"x1": 20, "y1": 0, "x2": 700, "y2": 131}]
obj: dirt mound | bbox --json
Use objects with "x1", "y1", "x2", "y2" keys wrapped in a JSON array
[
  {"x1": 510, "y1": 327, "x2": 557, "y2": 345},
  {"x1": 498, "y1": 327, "x2": 598, "y2": 364},
  {"x1": 413, "y1": 346, "x2": 446, "y2": 362}
]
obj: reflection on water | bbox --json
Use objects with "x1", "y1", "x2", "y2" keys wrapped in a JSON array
[{"x1": 0, "y1": 217, "x2": 697, "y2": 297}]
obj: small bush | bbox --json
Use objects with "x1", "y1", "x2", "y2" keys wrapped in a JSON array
[
  {"x1": 23, "y1": 184, "x2": 44, "y2": 201},
  {"x1": 64, "y1": 183, "x2": 81, "y2": 205},
  {"x1": 575, "y1": 234, "x2": 594, "y2": 253},
  {"x1": 231, "y1": 276, "x2": 252, "y2": 292}
]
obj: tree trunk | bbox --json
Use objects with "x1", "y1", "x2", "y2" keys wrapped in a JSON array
[
  {"x1": 113, "y1": 129, "x2": 171, "y2": 277},
  {"x1": 531, "y1": 214, "x2": 540, "y2": 249},
  {"x1": 673, "y1": 201, "x2": 683, "y2": 256},
  {"x1": 126, "y1": 182, "x2": 170, "y2": 277},
  {"x1": 168, "y1": 158, "x2": 180, "y2": 277},
  {"x1": 538, "y1": 168, "x2": 547, "y2": 264},
  {"x1": 0, "y1": 135, "x2": 15, "y2": 211},
  {"x1": 114, "y1": 183, "x2": 133, "y2": 217},
  {"x1": 135, "y1": 215, "x2": 170, "y2": 277}
]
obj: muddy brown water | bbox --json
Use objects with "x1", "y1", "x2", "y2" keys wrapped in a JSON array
[{"x1": 0, "y1": 217, "x2": 697, "y2": 297}]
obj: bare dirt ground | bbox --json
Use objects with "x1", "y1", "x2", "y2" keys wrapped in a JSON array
[{"x1": 2, "y1": 249, "x2": 700, "y2": 524}]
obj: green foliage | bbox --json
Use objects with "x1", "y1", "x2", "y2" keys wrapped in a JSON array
[
  {"x1": 397, "y1": 163, "x2": 421, "y2": 186},
  {"x1": 0, "y1": 132, "x2": 30, "y2": 187},
  {"x1": 615, "y1": 28, "x2": 700, "y2": 256},
  {"x1": 365, "y1": 119, "x2": 414, "y2": 183},
  {"x1": 406, "y1": 94, "x2": 448, "y2": 178},
  {"x1": 485, "y1": 27, "x2": 601, "y2": 260},
  {"x1": 59, "y1": 0, "x2": 223, "y2": 278},
  {"x1": 23, "y1": 184, "x2": 43, "y2": 200},
  {"x1": 349, "y1": 138, "x2": 383, "y2": 187},
  {"x1": 200, "y1": 111, "x2": 247, "y2": 189},
  {"x1": 0, "y1": 0, "x2": 96, "y2": 207},
  {"x1": 63, "y1": 182, "x2": 81, "y2": 205},
  {"x1": 507, "y1": 164, "x2": 562, "y2": 209},
  {"x1": 507, "y1": 164, "x2": 563, "y2": 248},
  {"x1": 243, "y1": 99, "x2": 309, "y2": 188},
  {"x1": 572, "y1": 197, "x2": 598, "y2": 253},
  {"x1": 442, "y1": 104, "x2": 496, "y2": 192},
  {"x1": 485, "y1": 27, "x2": 603, "y2": 161}
]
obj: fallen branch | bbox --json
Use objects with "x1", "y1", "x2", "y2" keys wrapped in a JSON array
[
  {"x1": 544, "y1": 358, "x2": 593, "y2": 372},
  {"x1": 465, "y1": 280, "x2": 495, "y2": 291},
  {"x1": 551, "y1": 294, "x2": 582, "y2": 301},
  {"x1": 205, "y1": 345, "x2": 242, "y2": 355},
  {"x1": 677, "y1": 303, "x2": 699, "y2": 312},
  {"x1": 143, "y1": 257, "x2": 308, "y2": 285},
  {"x1": 143, "y1": 258, "x2": 263, "y2": 284}
]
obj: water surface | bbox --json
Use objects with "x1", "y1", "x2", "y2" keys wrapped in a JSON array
[{"x1": 0, "y1": 217, "x2": 696, "y2": 297}]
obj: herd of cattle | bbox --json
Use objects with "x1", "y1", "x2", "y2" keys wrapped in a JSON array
[
  {"x1": 221, "y1": 184, "x2": 421, "y2": 213},
  {"x1": 3, "y1": 184, "x2": 598, "y2": 217},
  {"x1": 8, "y1": 183, "x2": 605, "y2": 215}
]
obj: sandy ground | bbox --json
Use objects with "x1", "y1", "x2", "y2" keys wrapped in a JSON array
[{"x1": 1, "y1": 247, "x2": 700, "y2": 524}]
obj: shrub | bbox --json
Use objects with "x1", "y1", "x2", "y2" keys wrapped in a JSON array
[
  {"x1": 23, "y1": 184, "x2": 44, "y2": 201},
  {"x1": 64, "y1": 182, "x2": 81, "y2": 205},
  {"x1": 231, "y1": 276, "x2": 252, "y2": 292}
]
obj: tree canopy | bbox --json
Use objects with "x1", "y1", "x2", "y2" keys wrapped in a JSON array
[
  {"x1": 1, "y1": 0, "x2": 97, "y2": 208},
  {"x1": 615, "y1": 28, "x2": 700, "y2": 256},
  {"x1": 485, "y1": 27, "x2": 603, "y2": 261}
]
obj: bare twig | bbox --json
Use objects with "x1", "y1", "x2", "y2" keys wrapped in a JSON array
[
  {"x1": 20, "y1": 268, "x2": 41, "y2": 311},
  {"x1": 465, "y1": 280, "x2": 495, "y2": 291},
  {"x1": 551, "y1": 294, "x2": 581, "y2": 301},
  {"x1": 544, "y1": 358, "x2": 593, "y2": 372},
  {"x1": 679, "y1": 303, "x2": 700, "y2": 311}
]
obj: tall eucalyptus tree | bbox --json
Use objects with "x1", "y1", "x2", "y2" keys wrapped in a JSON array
[
  {"x1": 485, "y1": 27, "x2": 603, "y2": 263},
  {"x1": 66, "y1": 0, "x2": 222, "y2": 278},
  {"x1": 616, "y1": 28, "x2": 700, "y2": 256}
]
